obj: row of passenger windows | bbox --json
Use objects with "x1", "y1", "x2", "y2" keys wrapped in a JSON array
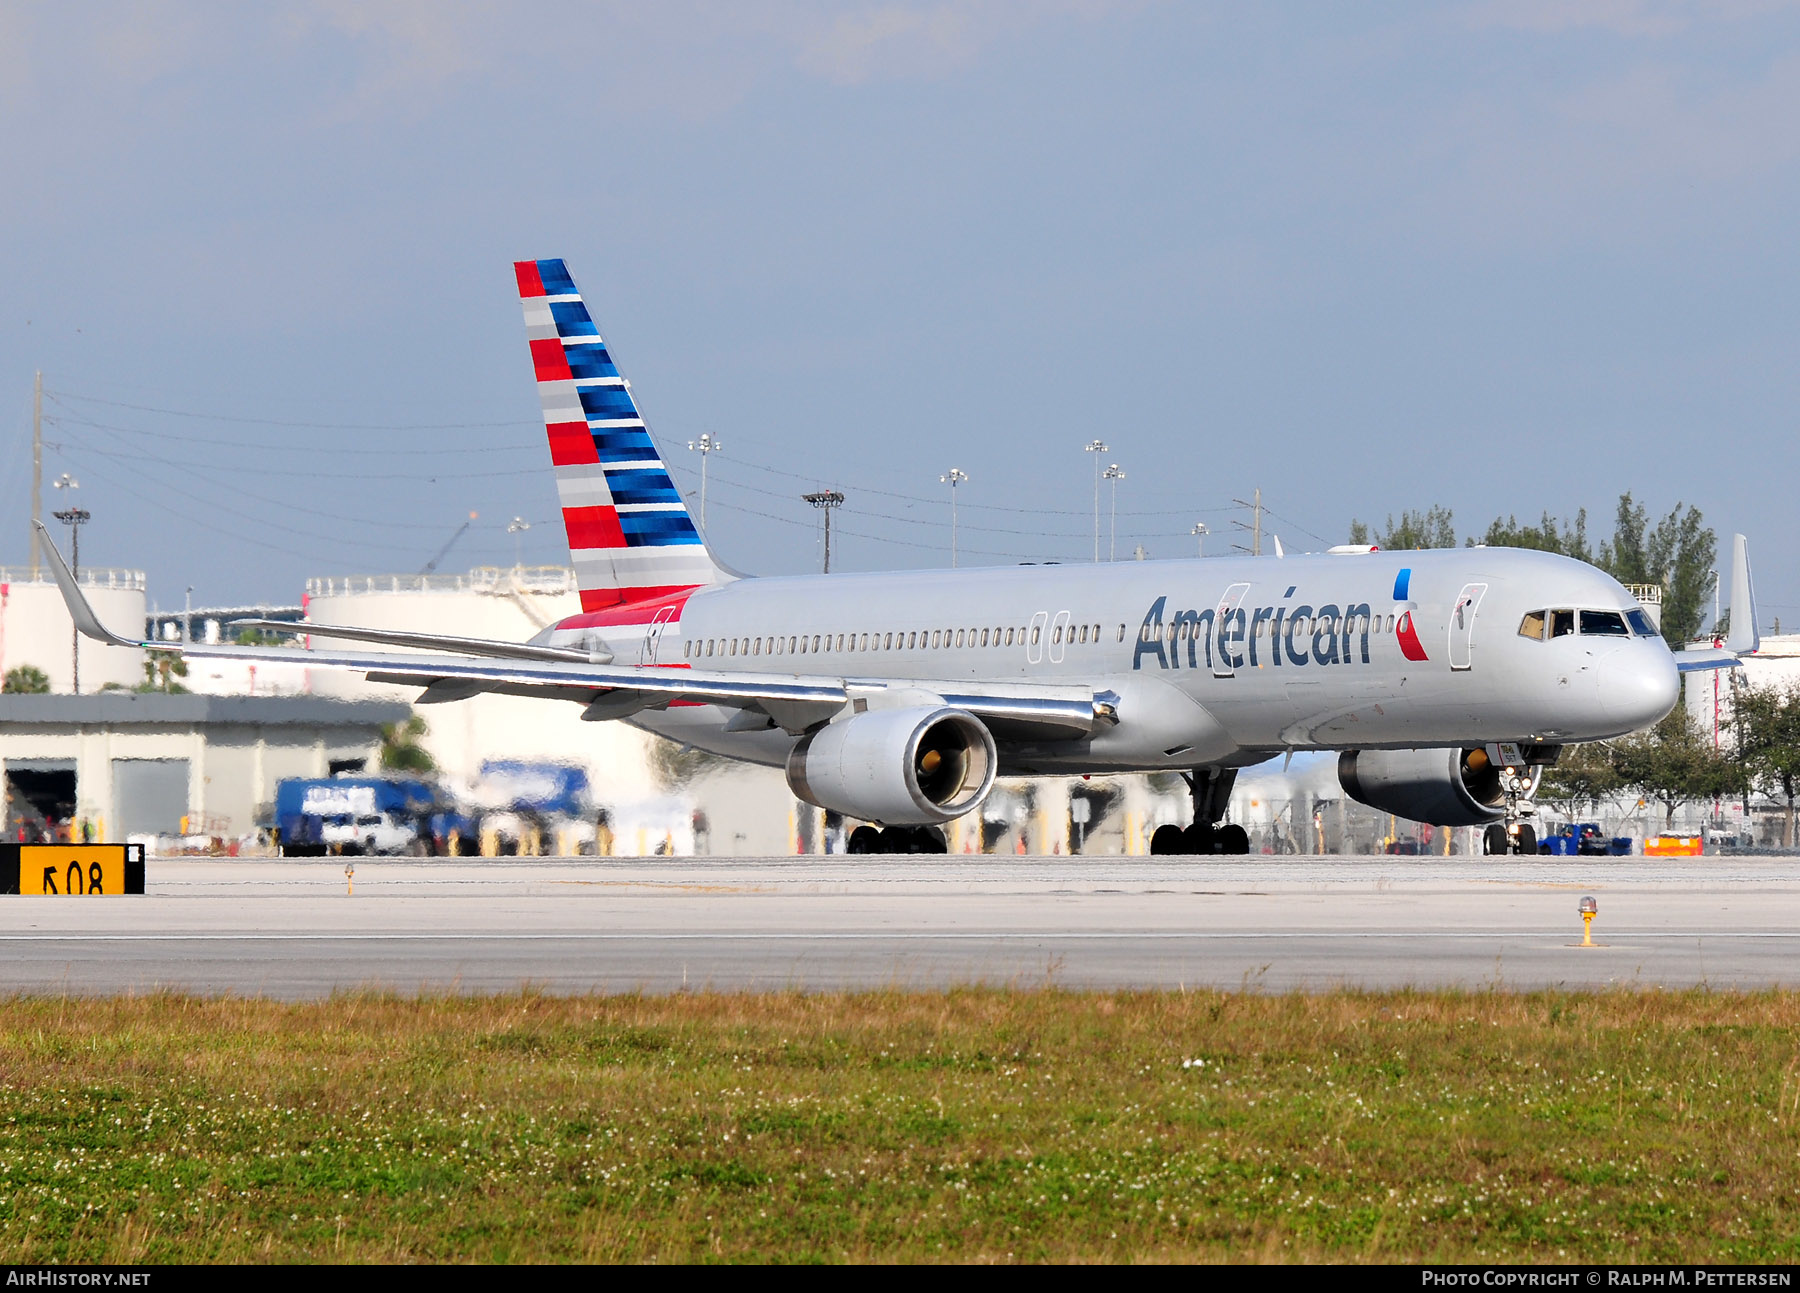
[
  {"x1": 1517, "y1": 608, "x2": 1655, "y2": 641},
  {"x1": 685, "y1": 623, "x2": 1122, "y2": 660}
]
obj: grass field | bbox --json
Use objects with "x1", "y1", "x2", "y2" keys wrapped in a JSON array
[{"x1": 1, "y1": 988, "x2": 1797, "y2": 1263}]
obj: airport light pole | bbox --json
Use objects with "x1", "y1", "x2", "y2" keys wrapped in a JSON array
[
  {"x1": 51, "y1": 474, "x2": 87, "y2": 694},
  {"x1": 1192, "y1": 522, "x2": 1209, "y2": 557},
  {"x1": 687, "y1": 433, "x2": 721, "y2": 535},
  {"x1": 803, "y1": 490, "x2": 845, "y2": 574},
  {"x1": 1103, "y1": 463, "x2": 1125, "y2": 562},
  {"x1": 1083, "y1": 440, "x2": 1108, "y2": 562},
  {"x1": 507, "y1": 516, "x2": 531, "y2": 570},
  {"x1": 940, "y1": 467, "x2": 968, "y2": 568}
]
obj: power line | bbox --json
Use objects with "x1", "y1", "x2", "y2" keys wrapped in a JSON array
[
  {"x1": 45, "y1": 406, "x2": 531, "y2": 456},
  {"x1": 49, "y1": 388, "x2": 534, "y2": 432}
]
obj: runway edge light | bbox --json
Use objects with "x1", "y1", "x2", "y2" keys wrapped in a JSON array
[
  {"x1": 0, "y1": 843, "x2": 145, "y2": 895},
  {"x1": 1579, "y1": 895, "x2": 1598, "y2": 947}
]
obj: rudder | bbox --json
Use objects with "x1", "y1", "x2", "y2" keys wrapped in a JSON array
[{"x1": 515, "y1": 258, "x2": 728, "y2": 611}]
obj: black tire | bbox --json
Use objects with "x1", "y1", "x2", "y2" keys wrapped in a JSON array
[
  {"x1": 1483, "y1": 823, "x2": 1508, "y2": 856},
  {"x1": 1216, "y1": 823, "x2": 1250, "y2": 855},
  {"x1": 1514, "y1": 825, "x2": 1537, "y2": 856},
  {"x1": 916, "y1": 826, "x2": 949, "y2": 854},
  {"x1": 847, "y1": 825, "x2": 881, "y2": 855},
  {"x1": 1150, "y1": 824, "x2": 1186, "y2": 855},
  {"x1": 1183, "y1": 823, "x2": 1216, "y2": 855}
]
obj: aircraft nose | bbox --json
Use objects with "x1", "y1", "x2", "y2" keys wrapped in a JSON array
[{"x1": 1597, "y1": 646, "x2": 1679, "y2": 730}]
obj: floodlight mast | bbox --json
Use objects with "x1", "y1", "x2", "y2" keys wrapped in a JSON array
[
  {"x1": 802, "y1": 490, "x2": 845, "y2": 573},
  {"x1": 687, "y1": 433, "x2": 722, "y2": 534},
  {"x1": 939, "y1": 468, "x2": 968, "y2": 568},
  {"x1": 52, "y1": 473, "x2": 87, "y2": 694},
  {"x1": 1083, "y1": 440, "x2": 1108, "y2": 562}
]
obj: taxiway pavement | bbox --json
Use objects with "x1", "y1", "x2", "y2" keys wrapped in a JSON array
[{"x1": 2, "y1": 855, "x2": 1797, "y2": 998}]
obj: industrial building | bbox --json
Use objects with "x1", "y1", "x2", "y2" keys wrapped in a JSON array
[{"x1": 0, "y1": 692, "x2": 408, "y2": 842}]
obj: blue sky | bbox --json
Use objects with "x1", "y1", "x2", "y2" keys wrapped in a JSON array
[{"x1": 3, "y1": 1, "x2": 1797, "y2": 625}]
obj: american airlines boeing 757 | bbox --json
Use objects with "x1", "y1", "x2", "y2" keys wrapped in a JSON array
[{"x1": 38, "y1": 258, "x2": 1763, "y2": 855}]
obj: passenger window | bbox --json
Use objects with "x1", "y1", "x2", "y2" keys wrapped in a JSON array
[
  {"x1": 1581, "y1": 610, "x2": 1630, "y2": 637},
  {"x1": 1032, "y1": 626, "x2": 1041, "y2": 646},
  {"x1": 811, "y1": 635, "x2": 820, "y2": 652},
  {"x1": 1118, "y1": 625, "x2": 1126, "y2": 642},
  {"x1": 1627, "y1": 609, "x2": 1657, "y2": 637},
  {"x1": 1078, "y1": 624, "x2": 1088, "y2": 645},
  {"x1": 1550, "y1": 610, "x2": 1575, "y2": 638},
  {"x1": 1517, "y1": 611, "x2": 1545, "y2": 641},
  {"x1": 1004, "y1": 628, "x2": 1014, "y2": 646}
]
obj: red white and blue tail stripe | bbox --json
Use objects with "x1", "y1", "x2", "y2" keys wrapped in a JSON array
[{"x1": 515, "y1": 258, "x2": 727, "y2": 613}]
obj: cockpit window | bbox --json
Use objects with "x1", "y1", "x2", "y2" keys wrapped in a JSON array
[
  {"x1": 1518, "y1": 610, "x2": 1546, "y2": 641},
  {"x1": 1550, "y1": 609, "x2": 1575, "y2": 638},
  {"x1": 1627, "y1": 609, "x2": 1658, "y2": 637},
  {"x1": 1581, "y1": 610, "x2": 1630, "y2": 637}
]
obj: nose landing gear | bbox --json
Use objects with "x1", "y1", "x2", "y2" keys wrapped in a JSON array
[
  {"x1": 1481, "y1": 763, "x2": 1543, "y2": 855},
  {"x1": 1150, "y1": 769, "x2": 1250, "y2": 855}
]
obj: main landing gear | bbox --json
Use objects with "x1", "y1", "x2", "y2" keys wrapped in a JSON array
[
  {"x1": 846, "y1": 824, "x2": 950, "y2": 855},
  {"x1": 1150, "y1": 769, "x2": 1250, "y2": 856},
  {"x1": 1481, "y1": 761, "x2": 1543, "y2": 855}
]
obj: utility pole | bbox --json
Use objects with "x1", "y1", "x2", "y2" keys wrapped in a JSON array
[
  {"x1": 803, "y1": 490, "x2": 844, "y2": 574},
  {"x1": 52, "y1": 473, "x2": 86, "y2": 694},
  {"x1": 940, "y1": 467, "x2": 967, "y2": 568},
  {"x1": 29, "y1": 372, "x2": 42, "y2": 579},
  {"x1": 687, "y1": 433, "x2": 721, "y2": 534},
  {"x1": 1103, "y1": 463, "x2": 1125, "y2": 562},
  {"x1": 1231, "y1": 487, "x2": 1264, "y2": 556},
  {"x1": 1083, "y1": 440, "x2": 1108, "y2": 562}
]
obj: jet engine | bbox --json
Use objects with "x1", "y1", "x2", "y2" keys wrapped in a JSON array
[
  {"x1": 786, "y1": 706, "x2": 997, "y2": 825},
  {"x1": 1337, "y1": 747, "x2": 1539, "y2": 827}
]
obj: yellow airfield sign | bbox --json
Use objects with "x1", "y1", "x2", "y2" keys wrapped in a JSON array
[{"x1": 2, "y1": 844, "x2": 146, "y2": 895}]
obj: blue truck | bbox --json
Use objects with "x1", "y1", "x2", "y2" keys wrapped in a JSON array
[{"x1": 275, "y1": 778, "x2": 439, "y2": 857}]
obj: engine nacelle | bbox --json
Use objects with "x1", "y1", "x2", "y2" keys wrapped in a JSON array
[
  {"x1": 786, "y1": 706, "x2": 997, "y2": 825},
  {"x1": 1337, "y1": 747, "x2": 1540, "y2": 827}
]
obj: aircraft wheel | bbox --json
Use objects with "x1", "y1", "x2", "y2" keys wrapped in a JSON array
[
  {"x1": 1216, "y1": 824, "x2": 1250, "y2": 855},
  {"x1": 1183, "y1": 823, "x2": 1216, "y2": 855},
  {"x1": 847, "y1": 825, "x2": 882, "y2": 854},
  {"x1": 1150, "y1": 824, "x2": 1186, "y2": 856},
  {"x1": 1483, "y1": 824, "x2": 1508, "y2": 856},
  {"x1": 1514, "y1": 825, "x2": 1537, "y2": 856},
  {"x1": 916, "y1": 826, "x2": 949, "y2": 854}
]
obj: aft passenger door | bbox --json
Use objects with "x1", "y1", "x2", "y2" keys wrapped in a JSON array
[
  {"x1": 1048, "y1": 610, "x2": 1072, "y2": 664},
  {"x1": 1449, "y1": 582, "x2": 1487, "y2": 672},
  {"x1": 1025, "y1": 610, "x2": 1049, "y2": 665}
]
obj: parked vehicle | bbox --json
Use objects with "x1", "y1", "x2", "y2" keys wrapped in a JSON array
[{"x1": 275, "y1": 778, "x2": 437, "y2": 856}]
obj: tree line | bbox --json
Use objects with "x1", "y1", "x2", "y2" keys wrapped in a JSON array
[
  {"x1": 1347, "y1": 493, "x2": 1717, "y2": 646},
  {"x1": 1541, "y1": 686, "x2": 1800, "y2": 849}
]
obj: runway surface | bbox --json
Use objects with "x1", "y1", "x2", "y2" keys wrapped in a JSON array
[{"x1": 3, "y1": 855, "x2": 1799, "y2": 998}]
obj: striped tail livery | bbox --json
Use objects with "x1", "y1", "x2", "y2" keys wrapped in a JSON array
[{"x1": 515, "y1": 257, "x2": 729, "y2": 612}]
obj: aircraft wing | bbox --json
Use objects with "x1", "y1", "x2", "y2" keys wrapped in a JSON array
[{"x1": 35, "y1": 523, "x2": 1106, "y2": 738}]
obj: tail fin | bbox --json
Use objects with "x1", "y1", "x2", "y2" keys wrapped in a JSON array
[
  {"x1": 1723, "y1": 532, "x2": 1759, "y2": 656},
  {"x1": 515, "y1": 257, "x2": 729, "y2": 612}
]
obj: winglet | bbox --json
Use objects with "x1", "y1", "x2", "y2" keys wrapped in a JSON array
[
  {"x1": 31, "y1": 521, "x2": 144, "y2": 649},
  {"x1": 1723, "y1": 532, "x2": 1759, "y2": 656}
]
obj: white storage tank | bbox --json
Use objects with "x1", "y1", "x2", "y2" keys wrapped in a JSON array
[{"x1": 0, "y1": 569, "x2": 146, "y2": 694}]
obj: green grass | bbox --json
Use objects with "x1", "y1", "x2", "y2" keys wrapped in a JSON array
[{"x1": 2, "y1": 988, "x2": 1798, "y2": 1262}]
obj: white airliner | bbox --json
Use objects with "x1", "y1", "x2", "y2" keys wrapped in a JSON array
[{"x1": 39, "y1": 258, "x2": 1761, "y2": 856}]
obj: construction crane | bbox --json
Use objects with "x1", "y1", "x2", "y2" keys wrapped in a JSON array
[{"x1": 420, "y1": 512, "x2": 478, "y2": 575}]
